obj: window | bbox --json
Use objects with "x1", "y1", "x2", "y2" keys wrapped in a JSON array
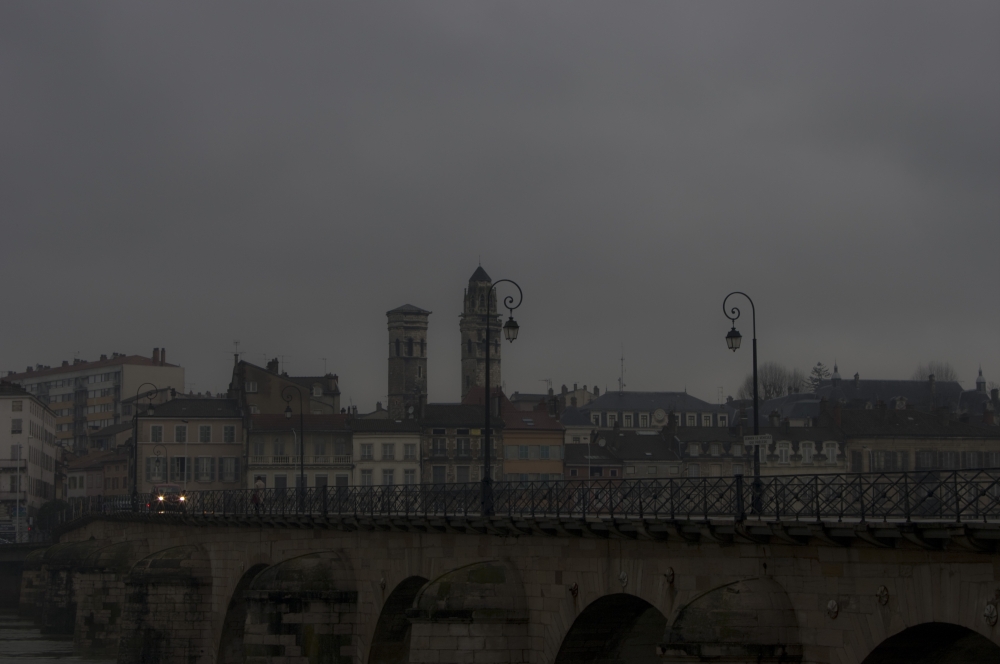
[
  {"x1": 315, "y1": 440, "x2": 327, "y2": 456},
  {"x1": 710, "y1": 443, "x2": 720, "y2": 456},
  {"x1": 245, "y1": 381, "x2": 257, "y2": 393},
  {"x1": 249, "y1": 405, "x2": 259, "y2": 414},
  {"x1": 731, "y1": 443, "x2": 743, "y2": 457},
  {"x1": 252, "y1": 440, "x2": 265, "y2": 456},
  {"x1": 733, "y1": 464, "x2": 744, "y2": 476},
  {"x1": 404, "y1": 469, "x2": 416, "y2": 485},
  {"x1": 457, "y1": 466, "x2": 470, "y2": 483},
  {"x1": 540, "y1": 446, "x2": 550, "y2": 460},
  {"x1": 224, "y1": 426, "x2": 235, "y2": 443},
  {"x1": 315, "y1": 474, "x2": 328, "y2": 487},
  {"x1": 801, "y1": 442, "x2": 814, "y2": 464},
  {"x1": 570, "y1": 469, "x2": 578, "y2": 477},
  {"x1": 610, "y1": 469, "x2": 618, "y2": 477},
  {"x1": 431, "y1": 439, "x2": 447, "y2": 457},
  {"x1": 688, "y1": 464, "x2": 700, "y2": 477},
  {"x1": 169, "y1": 457, "x2": 190, "y2": 482},
  {"x1": 418, "y1": 366, "x2": 422, "y2": 378},
  {"x1": 718, "y1": 415, "x2": 728, "y2": 427},
  {"x1": 11, "y1": 400, "x2": 22, "y2": 412},
  {"x1": 702, "y1": 414, "x2": 712, "y2": 427},
  {"x1": 432, "y1": 466, "x2": 446, "y2": 483},
  {"x1": 274, "y1": 474, "x2": 287, "y2": 489},
  {"x1": 199, "y1": 425, "x2": 211, "y2": 443},
  {"x1": 361, "y1": 444, "x2": 373, "y2": 461},
  {"x1": 759, "y1": 445, "x2": 768, "y2": 465},
  {"x1": 687, "y1": 442, "x2": 699, "y2": 457},
  {"x1": 824, "y1": 442, "x2": 838, "y2": 465},
  {"x1": 590, "y1": 466, "x2": 602, "y2": 478},
  {"x1": 151, "y1": 425, "x2": 163, "y2": 443},
  {"x1": 592, "y1": 413, "x2": 601, "y2": 425},
  {"x1": 11, "y1": 419, "x2": 22, "y2": 434},
  {"x1": 607, "y1": 413, "x2": 617, "y2": 426},
  {"x1": 778, "y1": 442, "x2": 790, "y2": 464},
  {"x1": 518, "y1": 446, "x2": 528, "y2": 460},
  {"x1": 626, "y1": 466, "x2": 635, "y2": 475},
  {"x1": 361, "y1": 469, "x2": 373, "y2": 486},
  {"x1": 383, "y1": 469, "x2": 395, "y2": 485},
  {"x1": 175, "y1": 425, "x2": 187, "y2": 443},
  {"x1": 639, "y1": 414, "x2": 648, "y2": 427},
  {"x1": 382, "y1": 443, "x2": 395, "y2": 460},
  {"x1": 455, "y1": 438, "x2": 470, "y2": 458},
  {"x1": 647, "y1": 466, "x2": 657, "y2": 474},
  {"x1": 404, "y1": 443, "x2": 416, "y2": 460},
  {"x1": 273, "y1": 440, "x2": 286, "y2": 456},
  {"x1": 195, "y1": 457, "x2": 214, "y2": 481},
  {"x1": 686, "y1": 414, "x2": 696, "y2": 426},
  {"x1": 312, "y1": 385, "x2": 323, "y2": 397},
  {"x1": 624, "y1": 414, "x2": 633, "y2": 427},
  {"x1": 221, "y1": 458, "x2": 237, "y2": 482},
  {"x1": 572, "y1": 436, "x2": 581, "y2": 444},
  {"x1": 407, "y1": 339, "x2": 413, "y2": 357}
]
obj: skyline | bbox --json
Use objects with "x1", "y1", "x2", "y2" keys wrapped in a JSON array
[{"x1": 1, "y1": 2, "x2": 997, "y2": 410}]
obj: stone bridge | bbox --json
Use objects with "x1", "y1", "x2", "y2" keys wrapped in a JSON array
[{"x1": 15, "y1": 473, "x2": 1000, "y2": 663}]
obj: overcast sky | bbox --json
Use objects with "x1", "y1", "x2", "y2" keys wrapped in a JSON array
[{"x1": 2, "y1": 2, "x2": 997, "y2": 409}]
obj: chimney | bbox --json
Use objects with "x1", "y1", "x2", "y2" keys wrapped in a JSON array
[
  {"x1": 62, "y1": 361, "x2": 68, "y2": 367},
  {"x1": 854, "y1": 373, "x2": 860, "y2": 388},
  {"x1": 573, "y1": 383, "x2": 578, "y2": 391},
  {"x1": 548, "y1": 387, "x2": 554, "y2": 396},
  {"x1": 769, "y1": 410, "x2": 780, "y2": 427},
  {"x1": 160, "y1": 348, "x2": 165, "y2": 365},
  {"x1": 100, "y1": 354, "x2": 107, "y2": 361},
  {"x1": 26, "y1": 366, "x2": 32, "y2": 373},
  {"x1": 594, "y1": 386, "x2": 600, "y2": 396},
  {"x1": 561, "y1": 384, "x2": 568, "y2": 394},
  {"x1": 375, "y1": 401, "x2": 383, "y2": 411},
  {"x1": 152, "y1": 348, "x2": 160, "y2": 364},
  {"x1": 266, "y1": 358, "x2": 279, "y2": 373}
]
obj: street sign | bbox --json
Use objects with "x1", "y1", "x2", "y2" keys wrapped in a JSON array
[{"x1": 743, "y1": 434, "x2": 772, "y2": 446}]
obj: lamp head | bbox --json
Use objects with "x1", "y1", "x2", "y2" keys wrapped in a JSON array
[
  {"x1": 503, "y1": 316, "x2": 519, "y2": 342},
  {"x1": 284, "y1": 405, "x2": 293, "y2": 419},
  {"x1": 725, "y1": 326, "x2": 742, "y2": 352}
]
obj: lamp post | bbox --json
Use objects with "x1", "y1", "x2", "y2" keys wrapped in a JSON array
[
  {"x1": 282, "y1": 384, "x2": 306, "y2": 512},
  {"x1": 481, "y1": 278, "x2": 522, "y2": 517},
  {"x1": 723, "y1": 292, "x2": 761, "y2": 515},
  {"x1": 131, "y1": 383, "x2": 159, "y2": 507}
]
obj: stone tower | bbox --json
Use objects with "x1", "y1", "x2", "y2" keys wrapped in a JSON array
[
  {"x1": 387, "y1": 304, "x2": 431, "y2": 419},
  {"x1": 460, "y1": 266, "x2": 501, "y2": 400}
]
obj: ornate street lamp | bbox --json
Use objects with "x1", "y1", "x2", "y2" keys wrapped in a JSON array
[
  {"x1": 282, "y1": 384, "x2": 306, "y2": 512},
  {"x1": 723, "y1": 291, "x2": 760, "y2": 479},
  {"x1": 482, "y1": 278, "x2": 523, "y2": 516},
  {"x1": 131, "y1": 383, "x2": 159, "y2": 508}
]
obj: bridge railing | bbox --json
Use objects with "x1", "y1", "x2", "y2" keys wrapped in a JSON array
[{"x1": 54, "y1": 469, "x2": 1000, "y2": 525}]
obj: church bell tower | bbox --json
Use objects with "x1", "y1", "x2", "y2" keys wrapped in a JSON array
[
  {"x1": 387, "y1": 304, "x2": 430, "y2": 419},
  {"x1": 460, "y1": 266, "x2": 501, "y2": 400}
]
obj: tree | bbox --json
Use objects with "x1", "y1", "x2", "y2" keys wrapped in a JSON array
[
  {"x1": 808, "y1": 362, "x2": 830, "y2": 392},
  {"x1": 911, "y1": 362, "x2": 958, "y2": 382},
  {"x1": 736, "y1": 362, "x2": 807, "y2": 401}
]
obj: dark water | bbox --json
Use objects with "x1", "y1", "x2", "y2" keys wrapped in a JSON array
[{"x1": 0, "y1": 612, "x2": 115, "y2": 663}]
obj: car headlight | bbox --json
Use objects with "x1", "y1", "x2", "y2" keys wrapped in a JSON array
[
  {"x1": 179, "y1": 496, "x2": 185, "y2": 502},
  {"x1": 158, "y1": 496, "x2": 164, "y2": 501}
]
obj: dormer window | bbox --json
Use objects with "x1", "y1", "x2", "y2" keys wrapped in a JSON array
[
  {"x1": 592, "y1": 413, "x2": 601, "y2": 426},
  {"x1": 639, "y1": 414, "x2": 648, "y2": 427},
  {"x1": 623, "y1": 414, "x2": 633, "y2": 427},
  {"x1": 686, "y1": 414, "x2": 696, "y2": 427},
  {"x1": 718, "y1": 415, "x2": 728, "y2": 427},
  {"x1": 312, "y1": 385, "x2": 323, "y2": 397}
]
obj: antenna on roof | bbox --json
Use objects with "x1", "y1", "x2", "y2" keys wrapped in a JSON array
[
  {"x1": 234, "y1": 340, "x2": 240, "y2": 354},
  {"x1": 322, "y1": 357, "x2": 328, "y2": 374},
  {"x1": 539, "y1": 378, "x2": 552, "y2": 392},
  {"x1": 279, "y1": 354, "x2": 290, "y2": 374},
  {"x1": 618, "y1": 345, "x2": 626, "y2": 394}
]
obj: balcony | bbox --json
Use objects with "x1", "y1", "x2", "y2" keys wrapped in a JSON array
[{"x1": 249, "y1": 455, "x2": 352, "y2": 466}]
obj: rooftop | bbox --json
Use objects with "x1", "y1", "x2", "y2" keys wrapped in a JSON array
[
  {"x1": 386, "y1": 304, "x2": 432, "y2": 316},
  {"x1": 146, "y1": 398, "x2": 242, "y2": 419},
  {"x1": 584, "y1": 391, "x2": 718, "y2": 413},
  {"x1": 7, "y1": 353, "x2": 179, "y2": 380}
]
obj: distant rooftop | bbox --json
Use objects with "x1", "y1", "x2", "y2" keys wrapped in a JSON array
[{"x1": 7, "y1": 350, "x2": 178, "y2": 380}]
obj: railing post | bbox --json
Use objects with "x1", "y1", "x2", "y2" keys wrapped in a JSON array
[
  {"x1": 954, "y1": 472, "x2": 961, "y2": 523},
  {"x1": 904, "y1": 473, "x2": 911, "y2": 523},
  {"x1": 859, "y1": 475, "x2": 866, "y2": 523},
  {"x1": 735, "y1": 474, "x2": 745, "y2": 522}
]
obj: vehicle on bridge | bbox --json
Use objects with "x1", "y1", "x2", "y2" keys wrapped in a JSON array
[{"x1": 148, "y1": 484, "x2": 186, "y2": 513}]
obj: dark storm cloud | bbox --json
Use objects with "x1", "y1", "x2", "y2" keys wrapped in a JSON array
[{"x1": 1, "y1": 2, "x2": 997, "y2": 406}]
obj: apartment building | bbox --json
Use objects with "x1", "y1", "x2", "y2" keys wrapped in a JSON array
[
  {"x1": 247, "y1": 414, "x2": 351, "y2": 489},
  {"x1": 229, "y1": 358, "x2": 341, "y2": 416},
  {"x1": 0, "y1": 382, "x2": 58, "y2": 542},
  {"x1": 136, "y1": 398, "x2": 245, "y2": 493},
  {"x1": 350, "y1": 419, "x2": 421, "y2": 486},
  {"x1": 420, "y1": 403, "x2": 496, "y2": 485},
  {"x1": 500, "y1": 399, "x2": 565, "y2": 482},
  {"x1": 6, "y1": 348, "x2": 184, "y2": 452}
]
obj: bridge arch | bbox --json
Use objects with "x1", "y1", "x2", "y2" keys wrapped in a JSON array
[
  {"x1": 660, "y1": 576, "x2": 801, "y2": 662},
  {"x1": 216, "y1": 562, "x2": 269, "y2": 664},
  {"x1": 242, "y1": 550, "x2": 358, "y2": 662},
  {"x1": 861, "y1": 622, "x2": 1000, "y2": 663},
  {"x1": 368, "y1": 575, "x2": 429, "y2": 664},
  {"x1": 553, "y1": 593, "x2": 667, "y2": 664}
]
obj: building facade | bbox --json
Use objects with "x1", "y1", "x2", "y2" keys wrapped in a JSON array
[
  {"x1": 247, "y1": 414, "x2": 352, "y2": 489},
  {"x1": 420, "y1": 404, "x2": 496, "y2": 485},
  {"x1": 6, "y1": 348, "x2": 184, "y2": 451},
  {"x1": 500, "y1": 400, "x2": 565, "y2": 482},
  {"x1": 136, "y1": 398, "x2": 246, "y2": 494},
  {"x1": 579, "y1": 391, "x2": 728, "y2": 431},
  {"x1": 229, "y1": 358, "x2": 341, "y2": 416},
  {"x1": 0, "y1": 382, "x2": 58, "y2": 541},
  {"x1": 350, "y1": 420, "x2": 421, "y2": 486}
]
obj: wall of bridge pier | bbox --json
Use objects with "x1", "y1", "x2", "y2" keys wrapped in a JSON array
[{"x1": 17, "y1": 511, "x2": 995, "y2": 664}]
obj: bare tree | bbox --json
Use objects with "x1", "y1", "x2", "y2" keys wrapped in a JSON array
[
  {"x1": 911, "y1": 362, "x2": 958, "y2": 382},
  {"x1": 736, "y1": 362, "x2": 806, "y2": 401}
]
